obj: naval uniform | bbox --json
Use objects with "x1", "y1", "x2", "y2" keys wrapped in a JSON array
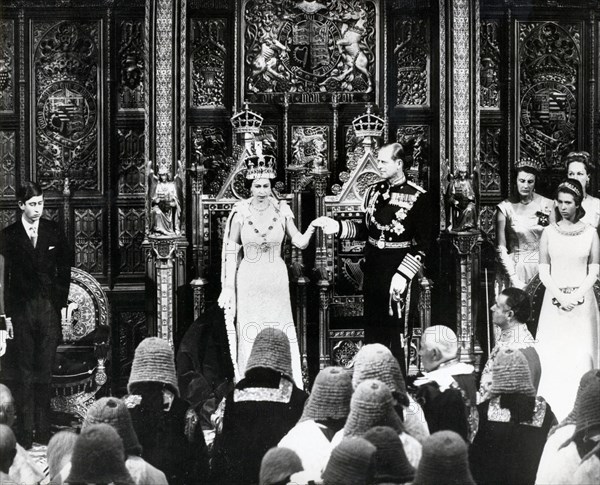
[{"x1": 338, "y1": 178, "x2": 431, "y2": 368}]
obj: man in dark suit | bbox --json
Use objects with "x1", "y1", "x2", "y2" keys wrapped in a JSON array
[{"x1": 0, "y1": 181, "x2": 72, "y2": 448}]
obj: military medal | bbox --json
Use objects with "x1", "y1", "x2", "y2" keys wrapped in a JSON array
[{"x1": 377, "y1": 233, "x2": 386, "y2": 249}]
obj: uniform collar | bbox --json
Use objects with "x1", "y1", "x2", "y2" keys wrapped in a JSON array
[{"x1": 388, "y1": 174, "x2": 406, "y2": 187}]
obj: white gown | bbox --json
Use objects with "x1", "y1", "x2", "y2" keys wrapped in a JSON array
[
  {"x1": 536, "y1": 223, "x2": 600, "y2": 421},
  {"x1": 229, "y1": 198, "x2": 303, "y2": 388}
]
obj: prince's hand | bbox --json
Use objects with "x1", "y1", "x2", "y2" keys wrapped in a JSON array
[
  {"x1": 389, "y1": 273, "x2": 408, "y2": 301},
  {"x1": 311, "y1": 216, "x2": 340, "y2": 235}
]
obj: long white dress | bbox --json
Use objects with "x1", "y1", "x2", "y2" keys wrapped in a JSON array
[
  {"x1": 536, "y1": 223, "x2": 600, "y2": 421},
  {"x1": 227, "y1": 198, "x2": 303, "y2": 387}
]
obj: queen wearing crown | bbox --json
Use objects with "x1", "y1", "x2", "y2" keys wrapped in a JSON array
[
  {"x1": 217, "y1": 150, "x2": 317, "y2": 387},
  {"x1": 495, "y1": 157, "x2": 554, "y2": 292}
]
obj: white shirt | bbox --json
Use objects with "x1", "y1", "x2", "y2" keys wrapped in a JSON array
[{"x1": 21, "y1": 216, "x2": 39, "y2": 240}]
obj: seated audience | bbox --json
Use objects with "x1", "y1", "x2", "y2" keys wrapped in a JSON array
[
  {"x1": 47, "y1": 430, "x2": 77, "y2": 485},
  {"x1": 363, "y1": 426, "x2": 416, "y2": 485},
  {"x1": 471, "y1": 348, "x2": 556, "y2": 485},
  {"x1": 125, "y1": 337, "x2": 210, "y2": 485},
  {"x1": 321, "y1": 437, "x2": 376, "y2": 485},
  {"x1": 413, "y1": 430, "x2": 476, "y2": 485},
  {"x1": 479, "y1": 287, "x2": 540, "y2": 403},
  {"x1": 278, "y1": 366, "x2": 352, "y2": 481},
  {"x1": 259, "y1": 447, "x2": 303, "y2": 485},
  {"x1": 82, "y1": 397, "x2": 168, "y2": 484},
  {"x1": 0, "y1": 384, "x2": 44, "y2": 484},
  {"x1": 65, "y1": 423, "x2": 134, "y2": 485},
  {"x1": 413, "y1": 325, "x2": 478, "y2": 441},
  {"x1": 352, "y1": 343, "x2": 429, "y2": 443},
  {"x1": 210, "y1": 327, "x2": 308, "y2": 485},
  {"x1": 0, "y1": 424, "x2": 19, "y2": 485},
  {"x1": 536, "y1": 370, "x2": 600, "y2": 484},
  {"x1": 333, "y1": 378, "x2": 422, "y2": 467}
]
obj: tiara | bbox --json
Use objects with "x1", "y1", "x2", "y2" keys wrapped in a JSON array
[
  {"x1": 558, "y1": 180, "x2": 582, "y2": 197},
  {"x1": 564, "y1": 151, "x2": 591, "y2": 167},
  {"x1": 515, "y1": 157, "x2": 544, "y2": 172},
  {"x1": 244, "y1": 154, "x2": 276, "y2": 180}
]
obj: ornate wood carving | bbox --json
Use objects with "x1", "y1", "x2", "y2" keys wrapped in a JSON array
[
  {"x1": 519, "y1": 22, "x2": 580, "y2": 169},
  {"x1": 118, "y1": 208, "x2": 145, "y2": 274},
  {"x1": 0, "y1": 131, "x2": 16, "y2": 198},
  {"x1": 479, "y1": 127, "x2": 501, "y2": 195},
  {"x1": 191, "y1": 18, "x2": 227, "y2": 108},
  {"x1": 291, "y1": 125, "x2": 329, "y2": 171},
  {"x1": 0, "y1": 209, "x2": 16, "y2": 229},
  {"x1": 118, "y1": 20, "x2": 145, "y2": 111},
  {"x1": 396, "y1": 126, "x2": 430, "y2": 189},
  {"x1": 394, "y1": 18, "x2": 430, "y2": 106},
  {"x1": 479, "y1": 205, "x2": 496, "y2": 241},
  {"x1": 189, "y1": 0, "x2": 233, "y2": 9},
  {"x1": 117, "y1": 310, "x2": 146, "y2": 385},
  {"x1": 155, "y1": 0, "x2": 174, "y2": 167},
  {"x1": 480, "y1": 19, "x2": 500, "y2": 109},
  {"x1": 243, "y1": 0, "x2": 378, "y2": 103},
  {"x1": 33, "y1": 20, "x2": 100, "y2": 192},
  {"x1": 118, "y1": 128, "x2": 146, "y2": 195},
  {"x1": 74, "y1": 208, "x2": 103, "y2": 274},
  {"x1": 0, "y1": 20, "x2": 15, "y2": 112},
  {"x1": 191, "y1": 126, "x2": 230, "y2": 196}
]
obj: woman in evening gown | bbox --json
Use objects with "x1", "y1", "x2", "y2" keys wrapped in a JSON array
[
  {"x1": 218, "y1": 152, "x2": 316, "y2": 387},
  {"x1": 564, "y1": 151, "x2": 600, "y2": 231},
  {"x1": 495, "y1": 158, "x2": 554, "y2": 291},
  {"x1": 536, "y1": 179, "x2": 600, "y2": 421}
]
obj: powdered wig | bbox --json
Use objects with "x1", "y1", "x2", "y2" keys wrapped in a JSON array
[
  {"x1": 555, "y1": 178, "x2": 586, "y2": 222},
  {"x1": 47, "y1": 430, "x2": 78, "y2": 481}
]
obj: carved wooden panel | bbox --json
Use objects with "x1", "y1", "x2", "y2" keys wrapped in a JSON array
[
  {"x1": 0, "y1": 20, "x2": 15, "y2": 113},
  {"x1": 191, "y1": 126, "x2": 230, "y2": 196},
  {"x1": 396, "y1": 126, "x2": 430, "y2": 189},
  {"x1": 32, "y1": 20, "x2": 101, "y2": 192},
  {"x1": 118, "y1": 208, "x2": 145, "y2": 274},
  {"x1": 480, "y1": 127, "x2": 501, "y2": 195},
  {"x1": 74, "y1": 208, "x2": 103, "y2": 274},
  {"x1": 518, "y1": 21, "x2": 580, "y2": 170},
  {"x1": 189, "y1": 0, "x2": 233, "y2": 8},
  {"x1": 190, "y1": 18, "x2": 227, "y2": 108},
  {"x1": 480, "y1": 19, "x2": 500, "y2": 109},
  {"x1": 291, "y1": 125, "x2": 329, "y2": 171},
  {"x1": 394, "y1": 18, "x2": 430, "y2": 106},
  {"x1": 44, "y1": 208, "x2": 60, "y2": 225},
  {"x1": 117, "y1": 20, "x2": 145, "y2": 111},
  {"x1": 0, "y1": 209, "x2": 16, "y2": 229},
  {"x1": 479, "y1": 204, "x2": 496, "y2": 241},
  {"x1": 0, "y1": 131, "x2": 16, "y2": 198},
  {"x1": 118, "y1": 128, "x2": 146, "y2": 195},
  {"x1": 243, "y1": 0, "x2": 378, "y2": 103},
  {"x1": 117, "y1": 310, "x2": 146, "y2": 388}
]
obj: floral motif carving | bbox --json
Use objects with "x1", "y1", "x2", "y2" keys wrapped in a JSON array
[
  {"x1": 479, "y1": 205, "x2": 496, "y2": 241},
  {"x1": 332, "y1": 339, "x2": 362, "y2": 367},
  {"x1": 0, "y1": 131, "x2": 16, "y2": 198},
  {"x1": 396, "y1": 126, "x2": 430, "y2": 189},
  {"x1": 118, "y1": 208, "x2": 146, "y2": 274},
  {"x1": 33, "y1": 21, "x2": 100, "y2": 191},
  {"x1": 291, "y1": 126, "x2": 329, "y2": 171},
  {"x1": 118, "y1": 20, "x2": 145, "y2": 110},
  {"x1": 118, "y1": 128, "x2": 146, "y2": 195},
  {"x1": 155, "y1": 0, "x2": 174, "y2": 168},
  {"x1": 74, "y1": 208, "x2": 103, "y2": 274},
  {"x1": 243, "y1": 0, "x2": 377, "y2": 102},
  {"x1": 0, "y1": 209, "x2": 16, "y2": 230},
  {"x1": 480, "y1": 20, "x2": 500, "y2": 109},
  {"x1": 0, "y1": 20, "x2": 14, "y2": 112},
  {"x1": 191, "y1": 126, "x2": 229, "y2": 195},
  {"x1": 479, "y1": 127, "x2": 501, "y2": 195},
  {"x1": 394, "y1": 18, "x2": 429, "y2": 106},
  {"x1": 191, "y1": 19, "x2": 227, "y2": 107},
  {"x1": 519, "y1": 22, "x2": 580, "y2": 169}
]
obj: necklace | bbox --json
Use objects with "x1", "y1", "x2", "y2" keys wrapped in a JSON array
[
  {"x1": 247, "y1": 204, "x2": 280, "y2": 252},
  {"x1": 251, "y1": 199, "x2": 270, "y2": 215}
]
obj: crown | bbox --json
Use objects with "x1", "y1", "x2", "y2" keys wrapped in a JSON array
[
  {"x1": 244, "y1": 153, "x2": 277, "y2": 180},
  {"x1": 352, "y1": 104, "x2": 385, "y2": 139},
  {"x1": 515, "y1": 156, "x2": 544, "y2": 173},
  {"x1": 231, "y1": 101, "x2": 263, "y2": 135}
]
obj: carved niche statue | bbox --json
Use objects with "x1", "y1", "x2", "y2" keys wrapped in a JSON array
[
  {"x1": 447, "y1": 162, "x2": 478, "y2": 232},
  {"x1": 147, "y1": 161, "x2": 184, "y2": 237}
]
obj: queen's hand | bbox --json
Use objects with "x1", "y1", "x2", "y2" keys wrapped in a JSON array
[
  {"x1": 218, "y1": 287, "x2": 235, "y2": 310},
  {"x1": 311, "y1": 216, "x2": 340, "y2": 235}
]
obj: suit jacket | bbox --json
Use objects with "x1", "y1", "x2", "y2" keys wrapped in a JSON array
[{"x1": 0, "y1": 218, "x2": 72, "y2": 316}]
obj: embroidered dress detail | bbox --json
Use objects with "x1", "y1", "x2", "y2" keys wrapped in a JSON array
[
  {"x1": 487, "y1": 396, "x2": 547, "y2": 427},
  {"x1": 551, "y1": 222, "x2": 588, "y2": 237},
  {"x1": 234, "y1": 378, "x2": 293, "y2": 403}
]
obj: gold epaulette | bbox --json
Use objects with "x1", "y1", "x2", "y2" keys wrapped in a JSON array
[{"x1": 407, "y1": 180, "x2": 426, "y2": 193}]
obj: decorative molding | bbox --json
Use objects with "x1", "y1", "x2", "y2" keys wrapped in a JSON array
[
  {"x1": 0, "y1": 131, "x2": 17, "y2": 198},
  {"x1": 189, "y1": 0, "x2": 233, "y2": 9},
  {"x1": 191, "y1": 18, "x2": 227, "y2": 108},
  {"x1": 0, "y1": 20, "x2": 15, "y2": 112},
  {"x1": 479, "y1": 127, "x2": 501, "y2": 195},
  {"x1": 118, "y1": 20, "x2": 145, "y2": 110},
  {"x1": 479, "y1": 205, "x2": 496, "y2": 241},
  {"x1": 290, "y1": 125, "x2": 329, "y2": 171},
  {"x1": 480, "y1": 19, "x2": 500, "y2": 109},
  {"x1": 452, "y1": 0, "x2": 471, "y2": 170},
  {"x1": 439, "y1": 0, "x2": 447, "y2": 230},
  {"x1": 74, "y1": 208, "x2": 104, "y2": 274},
  {"x1": 394, "y1": 18, "x2": 430, "y2": 106},
  {"x1": 32, "y1": 20, "x2": 100, "y2": 192},
  {"x1": 118, "y1": 208, "x2": 146, "y2": 274},
  {"x1": 118, "y1": 128, "x2": 146, "y2": 194}
]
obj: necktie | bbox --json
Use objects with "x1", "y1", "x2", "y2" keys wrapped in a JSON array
[{"x1": 30, "y1": 226, "x2": 37, "y2": 248}]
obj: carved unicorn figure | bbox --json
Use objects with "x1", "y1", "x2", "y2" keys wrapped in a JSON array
[
  {"x1": 325, "y1": 7, "x2": 372, "y2": 93},
  {"x1": 250, "y1": 21, "x2": 290, "y2": 86}
]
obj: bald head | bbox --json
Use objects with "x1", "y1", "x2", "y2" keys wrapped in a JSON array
[
  {"x1": 0, "y1": 384, "x2": 15, "y2": 427},
  {"x1": 0, "y1": 424, "x2": 17, "y2": 472},
  {"x1": 419, "y1": 326, "x2": 459, "y2": 372}
]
